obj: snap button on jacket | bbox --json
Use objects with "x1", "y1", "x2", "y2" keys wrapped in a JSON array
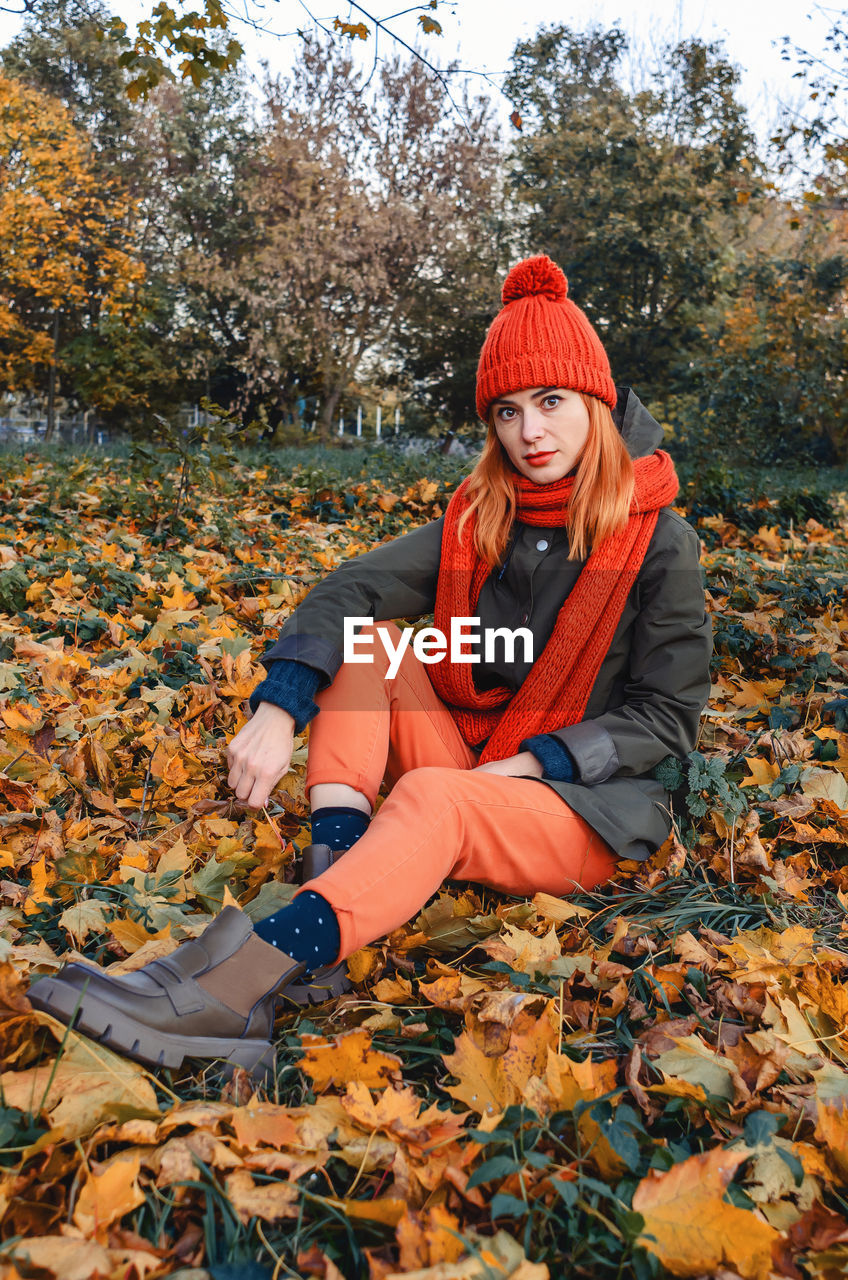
[{"x1": 258, "y1": 387, "x2": 714, "y2": 861}]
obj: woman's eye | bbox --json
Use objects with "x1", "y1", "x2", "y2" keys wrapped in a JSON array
[{"x1": 544, "y1": 396, "x2": 561, "y2": 408}]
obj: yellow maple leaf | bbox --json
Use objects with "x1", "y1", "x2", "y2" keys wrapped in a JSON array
[
  {"x1": 297, "y1": 1028, "x2": 403, "y2": 1093},
  {"x1": 22, "y1": 856, "x2": 54, "y2": 916},
  {"x1": 633, "y1": 1146, "x2": 779, "y2": 1279},
  {"x1": 73, "y1": 1150, "x2": 145, "y2": 1242},
  {"x1": 740, "y1": 756, "x2": 780, "y2": 788}
]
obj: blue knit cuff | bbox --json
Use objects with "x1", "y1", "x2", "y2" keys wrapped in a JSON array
[
  {"x1": 248, "y1": 659, "x2": 322, "y2": 733},
  {"x1": 519, "y1": 734, "x2": 578, "y2": 782}
]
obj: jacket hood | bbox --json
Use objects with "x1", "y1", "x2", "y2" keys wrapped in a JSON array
[{"x1": 612, "y1": 385, "x2": 664, "y2": 458}]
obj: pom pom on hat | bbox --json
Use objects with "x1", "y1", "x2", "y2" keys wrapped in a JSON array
[{"x1": 502, "y1": 254, "x2": 568, "y2": 305}]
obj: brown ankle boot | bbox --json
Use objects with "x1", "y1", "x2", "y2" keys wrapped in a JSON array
[
  {"x1": 28, "y1": 907, "x2": 305, "y2": 1076},
  {"x1": 282, "y1": 843, "x2": 353, "y2": 1005}
]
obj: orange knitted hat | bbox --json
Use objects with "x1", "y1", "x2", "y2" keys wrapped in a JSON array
[{"x1": 476, "y1": 254, "x2": 616, "y2": 421}]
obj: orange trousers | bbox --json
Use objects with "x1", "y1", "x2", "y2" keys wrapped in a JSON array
[{"x1": 293, "y1": 621, "x2": 618, "y2": 965}]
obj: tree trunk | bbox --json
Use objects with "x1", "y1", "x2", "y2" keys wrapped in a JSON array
[
  {"x1": 43, "y1": 310, "x2": 60, "y2": 443},
  {"x1": 438, "y1": 407, "x2": 466, "y2": 455},
  {"x1": 316, "y1": 386, "x2": 342, "y2": 443}
]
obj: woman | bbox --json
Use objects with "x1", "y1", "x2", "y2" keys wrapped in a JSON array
[{"x1": 30, "y1": 255, "x2": 713, "y2": 1075}]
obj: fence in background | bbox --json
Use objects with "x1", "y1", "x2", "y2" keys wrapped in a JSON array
[
  {"x1": 0, "y1": 403, "x2": 404, "y2": 444},
  {"x1": 334, "y1": 406, "x2": 401, "y2": 437},
  {"x1": 0, "y1": 410, "x2": 111, "y2": 445}
]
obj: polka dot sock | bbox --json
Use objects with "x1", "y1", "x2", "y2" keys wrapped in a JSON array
[
  {"x1": 310, "y1": 805, "x2": 370, "y2": 853},
  {"x1": 253, "y1": 890, "x2": 341, "y2": 973}
]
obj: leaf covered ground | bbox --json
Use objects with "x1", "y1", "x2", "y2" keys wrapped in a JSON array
[{"x1": 0, "y1": 448, "x2": 847, "y2": 1280}]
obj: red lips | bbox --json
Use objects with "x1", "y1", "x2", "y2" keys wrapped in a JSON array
[{"x1": 524, "y1": 451, "x2": 556, "y2": 466}]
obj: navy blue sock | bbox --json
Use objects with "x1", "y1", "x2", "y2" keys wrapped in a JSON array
[
  {"x1": 253, "y1": 890, "x2": 341, "y2": 972},
  {"x1": 311, "y1": 805, "x2": 369, "y2": 852}
]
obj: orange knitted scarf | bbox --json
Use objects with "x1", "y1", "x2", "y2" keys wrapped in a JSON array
[{"x1": 428, "y1": 449, "x2": 680, "y2": 764}]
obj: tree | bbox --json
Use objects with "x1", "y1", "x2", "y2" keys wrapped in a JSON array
[
  {"x1": 214, "y1": 33, "x2": 501, "y2": 440},
  {"x1": 1, "y1": 1, "x2": 198, "y2": 433},
  {"x1": 392, "y1": 215, "x2": 511, "y2": 449},
  {"x1": 771, "y1": 10, "x2": 848, "y2": 207},
  {"x1": 0, "y1": 71, "x2": 146, "y2": 434},
  {"x1": 677, "y1": 209, "x2": 848, "y2": 468},
  {"x1": 0, "y1": 0, "x2": 456, "y2": 104},
  {"x1": 1, "y1": 0, "x2": 137, "y2": 167},
  {"x1": 503, "y1": 24, "x2": 764, "y2": 399},
  {"x1": 126, "y1": 65, "x2": 266, "y2": 424}
]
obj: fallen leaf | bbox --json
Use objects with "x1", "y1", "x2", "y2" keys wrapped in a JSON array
[
  {"x1": 1, "y1": 1014, "x2": 158, "y2": 1140},
  {"x1": 73, "y1": 1149, "x2": 146, "y2": 1241},
  {"x1": 297, "y1": 1028, "x2": 403, "y2": 1092},
  {"x1": 225, "y1": 1168, "x2": 299, "y2": 1223},
  {"x1": 633, "y1": 1146, "x2": 779, "y2": 1279}
]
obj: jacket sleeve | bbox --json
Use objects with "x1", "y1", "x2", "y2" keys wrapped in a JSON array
[
  {"x1": 249, "y1": 658, "x2": 322, "y2": 731},
  {"x1": 254, "y1": 513, "x2": 446, "y2": 690},
  {"x1": 546, "y1": 516, "x2": 713, "y2": 785},
  {"x1": 518, "y1": 733, "x2": 578, "y2": 782}
]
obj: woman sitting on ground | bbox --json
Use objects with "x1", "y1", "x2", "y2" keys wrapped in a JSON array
[{"x1": 30, "y1": 254, "x2": 713, "y2": 1075}]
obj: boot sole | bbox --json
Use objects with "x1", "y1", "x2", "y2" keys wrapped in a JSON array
[{"x1": 29, "y1": 975, "x2": 276, "y2": 1079}]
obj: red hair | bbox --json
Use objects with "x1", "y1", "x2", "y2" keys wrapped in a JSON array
[{"x1": 455, "y1": 392, "x2": 635, "y2": 567}]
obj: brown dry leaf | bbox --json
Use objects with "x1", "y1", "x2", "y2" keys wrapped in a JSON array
[
  {"x1": 108, "y1": 916, "x2": 173, "y2": 956},
  {"x1": 419, "y1": 968, "x2": 492, "y2": 1013},
  {"x1": 442, "y1": 997, "x2": 557, "y2": 1122},
  {"x1": 58, "y1": 899, "x2": 111, "y2": 945},
  {"x1": 647, "y1": 1034, "x2": 746, "y2": 1106},
  {"x1": 533, "y1": 1050, "x2": 618, "y2": 1114},
  {"x1": 346, "y1": 946, "x2": 381, "y2": 983},
  {"x1": 740, "y1": 756, "x2": 781, "y2": 788},
  {"x1": 396, "y1": 1204, "x2": 466, "y2": 1271},
  {"x1": 297, "y1": 1028, "x2": 403, "y2": 1092},
  {"x1": 327, "y1": 1195, "x2": 407, "y2": 1226},
  {"x1": 231, "y1": 1104, "x2": 300, "y2": 1151},
  {"x1": 338, "y1": 1080, "x2": 468, "y2": 1152},
  {"x1": 295, "y1": 1244, "x2": 347, "y2": 1279},
  {"x1": 0, "y1": 962, "x2": 33, "y2": 1018},
  {"x1": 717, "y1": 924, "x2": 817, "y2": 984},
  {"x1": 1, "y1": 1237, "x2": 112, "y2": 1280},
  {"x1": 464, "y1": 990, "x2": 551, "y2": 1057},
  {"x1": 384, "y1": 1227, "x2": 550, "y2": 1279},
  {"x1": 104, "y1": 934, "x2": 180, "y2": 975},
  {"x1": 224, "y1": 1168, "x2": 299, "y2": 1223},
  {"x1": 531, "y1": 892, "x2": 591, "y2": 923},
  {"x1": 482, "y1": 922, "x2": 562, "y2": 975},
  {"x1": 733, "y1": 810, "x2": 772, "y2": 870},
  {"x1": 21, "y1": 855, "x2": 55, "y2": 916},
  {"x1": 341, "y1": 1081, "x2": 436, "y2": 1139},
  {"x1": 0, "y1": 1015, "x2": 158, "y2": 1140},
  {"x1": 73, "y1": 1149, "x2": 146, "y2": 1242},
  {"x1": 1, "y1": 701, "x2": 45, "y2": 732},
  {"x1": 372, "y1": 974, "x2": 415, "y2": 1003},
  {"x1": 633, "y1": 1146, "x2": 780, "y2": 1279},
  {"x1": 672, "y1": 931, "x2": 718, "y2": 968},
  {"x1": 816, "y1": 1100, "x2": 848, "y2": 1182},
  {"x1": 150, "y1": 1130, "x2": 242, "y2": 1186},
  {"x1": 796, "y1": 965, "x2": 848, "y2": 1045}
]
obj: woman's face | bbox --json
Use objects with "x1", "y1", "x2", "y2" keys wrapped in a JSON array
[{"x1": 490, "y1": 387, "x2": 590, "y2": 483}]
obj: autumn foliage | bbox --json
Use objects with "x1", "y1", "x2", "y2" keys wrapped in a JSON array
[
  {"x1": 0, "y1": 448, "x2": 845, "y2": 1276},
  {"x1": 0, "y1": 73, "x2": 145, "y2": 398}
]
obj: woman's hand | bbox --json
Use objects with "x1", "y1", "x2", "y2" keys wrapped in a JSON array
[
  {"x1": 472, "y1": 750, "x2": 544, "y2": 778},
  {"x1": 225, "y1": 701, "x2": 297, "y2": 810}
]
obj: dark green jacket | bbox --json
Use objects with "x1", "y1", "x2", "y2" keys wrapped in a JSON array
[{"x1": 257, "y1": 387, "x2": 713, "y2": 861}]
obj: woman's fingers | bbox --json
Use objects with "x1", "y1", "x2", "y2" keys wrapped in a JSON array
[{"x1": 225, "y1": 703, "x2": 296, "y2": 809}]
